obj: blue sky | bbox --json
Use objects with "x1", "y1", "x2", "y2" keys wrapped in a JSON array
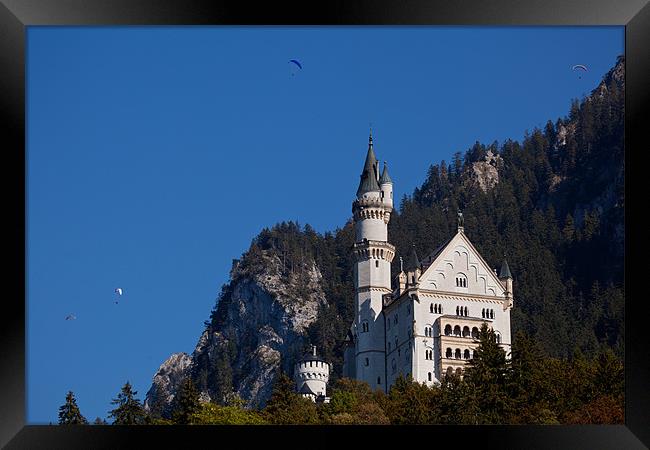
[{"x1": 26, "y1": 26, "x2": 623, "y2": 423}]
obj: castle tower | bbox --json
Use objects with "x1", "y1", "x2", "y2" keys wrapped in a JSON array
[
  {"x1": 351, "y1": 131, "x2": 395, "y2": 391},
  {"x1": 294, "y1": 346, "x2": 330, "y2": 403}
]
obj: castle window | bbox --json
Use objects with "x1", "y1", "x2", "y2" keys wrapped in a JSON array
[
  {"x1": 464, "y1": 349, "x2": 470, "y2": 360},
  {"x1": 377, "y1": 377, "x2": 381, "y2": 385},
  {"x1": 491, "y1": 309, "x2": 495, "y2": 319},
  {"x1": 445, "y1": 325, "x2": 452, "y2": 336},
  {"x1": 463, "y1": 326, "x2": 470, "y2": 337},
  {"x1": 446, "y1": 348, "x2": 452, "y2": 358},
  {"x1": 430, "y1": 303, "x2": 434, "y2": 313},
  {"x1": 428, "y1": 372, "x2": 432, "y2": 381},
  {"x1": 464, "y1": 306, "x2": 468, "y2": 316},
  {"x1": 365, "y1": 358, "x2": 369, "y2": 366},
  {"x1": 482, "y1": 308, "x2": 485, "y2": 318},
  {"x1": 446, "y1": 367, "x2": 454, "y2": 377},
  {"x1": 454, "y1": 325, "x2": 461, "y2": 336},
  {"x1": 455, "y1": 349, "x2": 461, "y2": 359},
  {"x1": 456, "y1": 274, "x2": 467, "y2": 288},
  {"x1": 471, "y1": 327, "x2": 479, "y2": 339},
  {"x1": 376, "y1": 260, "x2": 379, "y2": 268},
  {"x1": 456, "y1": 368, "x2": 462, "y2": 376},
  {"x1": 496, "y1": 332, "x2": 501, "y2": 344},
  {"x1": 362, "y1": 321, "x2": 369, "y2": 333},
  {"x1": 310, "y1": 361, "x2": 313, "y2": 367},
  {"x1": 439, "y1": 304, "x2": 443, "y2": 314}
]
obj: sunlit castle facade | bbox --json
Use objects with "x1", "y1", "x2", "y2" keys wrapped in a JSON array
[
  {"x1": 294, "y1": 346, "x2": 331, "y2": 403},
  {"x1": 342, "y1": 132, "x2": 514, "y2": 392}
]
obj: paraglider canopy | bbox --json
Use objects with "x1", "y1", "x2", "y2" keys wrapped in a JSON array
[
  {"x1": 572, "y1": 64, "x2": 587, "y2": 79},
  {"x1": 288, "y1": 59, "x2": 302, "y2": 77},
  {"x1": 65, "y1": 314, "x2": 76, "y2": 321},
  {"x1": 115, "y1": 288, "x2": 123, "y2": 296}
]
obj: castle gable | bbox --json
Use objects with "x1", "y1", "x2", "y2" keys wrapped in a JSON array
[{"x1": 418, "y1": 231, "x2": 506, "y2": 298}]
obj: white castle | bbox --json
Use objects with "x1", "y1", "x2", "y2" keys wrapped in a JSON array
[{"x1": 342, "y1": 132, "x2": 514, "y2": 391}]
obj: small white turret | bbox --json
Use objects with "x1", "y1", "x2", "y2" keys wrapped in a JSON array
[{"x1": 294, "y1": 346, "x2": 331, "y2": 403}]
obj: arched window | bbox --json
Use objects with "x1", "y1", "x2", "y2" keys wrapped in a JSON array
[
  {"x1": 454, "y1": 325, "x2": 461, "y2": 336},
  {"x1": 471, "y1": 327, "x2": 479, "y2": 339},
  {"x1": 496, "y1": 332, "x2": 501, "y2": 344},
  {"x1": 362, "y1": 321, "x2": 369, "y2": 332},
  {"x1": 446, "y1": 367, "x2": 453, "y2": 377},
  {"x1": 365, "y1": 358, "x2": 369, "y2": 366},
  {"x1": 456, "y1": 274, "x2": 467, "y2": 288},
  {"x1": 455, "y1": 348, "x2": 461, "y2": 359},
  {"x1": 464, "y1": 349, "x2": 470, "y2": 360},
  {"x1": 446, "y1": 348, "x2": 452, "y2": 358},
  {"x1": 456, "y1": 306, "x2": 460, "y2": 315},
  {"x1": 491, "y1": 309, "x2": 495, "y2": 319},
  {"x1": 377, "y1": 377, "x2": 381, "y2": 385},
  {"x1": 464, "y1": 306, "x2": 468, "y2": 316},
  {"x1": 445, "y1": 325, "x2": 452, "y2": 336},
  {"x1": 430, "y1": 303, "x2": 434, "y2": 313},
  {"x1": 375, "y1": 260, "x2": 379, "y2": 268},
  {"x1": 428, "y1": 372, "x2": 432, "y2": 381},
  {"x1": 462, "y1": 326, "x2": 470, "y2": 337}
]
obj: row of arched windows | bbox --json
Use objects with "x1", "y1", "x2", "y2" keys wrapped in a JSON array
[
  {"x1": 456, "y1": 306, "x2": 468, "y2": 316},
  {"x1": 425, "y1": 350, "x2": 433, "y2": 360},
  {"x1": 430, "y1": 303, "x2": 443, "y2": 314},
  {"x1": 482, "y1": 308, "x2": 495, "y2": 319},
  {"x1": 445, "y1": 347, "x2": 476, "y2": 360},
  {"x1": 444, "y1": 325, "x2": 480, "y2": 339},
  {"x1": 455, "y1": 275, "x2": 467, "y2": 288},
  {"x1": 424, "y1": 326, "x2": 433, "y2": 337}
]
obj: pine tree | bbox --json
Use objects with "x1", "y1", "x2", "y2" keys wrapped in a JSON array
[
  {"x1": 172, "y1": 377, "x2": 201, "y2": 424},
  {"x1": 58, "y1": 391, "x2": 88, "y2": 425},
  {"x1": 462, "y1": 324, "x2": 512, "y2": 424},
  {"x1": 108, "y1": 382, "x2": 147, "y2": 425},
  {"x1": 262, "y1": 372, "x2": 319, "y2": 424}
]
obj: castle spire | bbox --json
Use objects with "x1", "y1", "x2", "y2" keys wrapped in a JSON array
[
  {"x1": 356, "y1": 132, "x2": 381, "y2": 196},
  {"x1": 379, "y1": 161, "x2": 393, "y2": 185},
  {"x1": 499, "y1": 258, "x2": 512, "y2": 279}
]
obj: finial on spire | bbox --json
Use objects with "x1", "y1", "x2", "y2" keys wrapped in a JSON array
[
  {"x1": 457, "y1": 209, "x2": 464, "y2": 231},
  {"x1": 369, "y1": 124, "x2": 373, "y2": 146}
]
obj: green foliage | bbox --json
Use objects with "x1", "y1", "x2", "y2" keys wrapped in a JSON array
[
  {"x1": 191, "y1": 402, "x2": 268, "y2": 425},
  {"x1": 58, "y1": 391, "x2": 88, "y2": 425},
  {"x1": 171, "y1": 377, "x2": 202, "y2": 424},
  {"x1": 108, "y1": 382, "x2": 147, "y2": 425},
  {"x1": 262, "y1": 372, "x2": 320, "y2": 424}
]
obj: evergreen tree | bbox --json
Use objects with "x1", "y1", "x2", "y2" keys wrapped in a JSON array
[
  {"x1": 171, "y1": 377, "x2": 201, "y2": 424},
  {"x1": 58, "y1": 391, "x2": 88, "y2": 425},
  {"x1": 262, "y1": 372, "x2": 319, "y2": 424},
  {"x1": 462, "y1": 324, "x2": 513, "y2": 423},
  {"x1": 108, "y1": 381, "x2": 147, "y2": 425}
]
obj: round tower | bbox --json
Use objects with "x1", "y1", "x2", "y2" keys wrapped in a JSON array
[
  {"x1": 351, "y1": 131, "x2": 395, "y2": 391},
  {"x1": 294, "y1": 346, "x2": 330, "y2": 402}
]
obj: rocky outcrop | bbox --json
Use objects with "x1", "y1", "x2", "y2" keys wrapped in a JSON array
[
  {"x1": 143, "y1": 352, "x2": 192, "y2": 417},
  {"x1": 469, "y1": 150, "x2": 502, "y2": 192},
  {"x1": 145, "y1": 249, "x2": 327, "y2": 414}
]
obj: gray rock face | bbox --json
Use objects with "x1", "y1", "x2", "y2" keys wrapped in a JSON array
[
  {"x1": 469, "y1": 150, "x2": 502, "y2": 192},
  {"x1": 143, "y1": 352, "x2": 192, "y2": 416},
  {"x1": 145, "y1": 250, "x2": 327, "y2": 414}
]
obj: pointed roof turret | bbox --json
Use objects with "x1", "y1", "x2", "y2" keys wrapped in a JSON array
[
  {"x1": 407, "y1": 244, "x2": 420, "y2": 271},
  {"x1": 356, "y1": 132, "x2": 381, "y2": 196},
  {"x1": 379, "y1": 161, "x2": 393, "y2": 185},
  {"x1": 499, "y1": 258, "x2": 512, "y2": 279}
]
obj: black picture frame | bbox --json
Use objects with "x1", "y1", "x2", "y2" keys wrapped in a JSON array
[{"x1": 2, "y1": 1, "x2": 648, "y2": 448}]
